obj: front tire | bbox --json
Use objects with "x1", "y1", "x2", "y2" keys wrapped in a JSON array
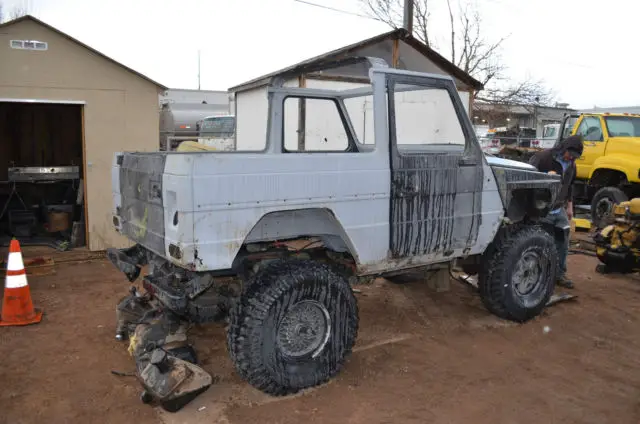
[
  {"x1": 227, "y1": 260, "x2": 358, "y2": 396},
  {"x1": 591, "y1": 186, "x2": 627, "y2": 228},
  {"x1": 479, "y1": 226, "x2": 557, "y2": 322}
]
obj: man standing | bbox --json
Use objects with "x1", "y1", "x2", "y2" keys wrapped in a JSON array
[{"x1": 529, "y1": 135, "x2": 584, "y2": 288}]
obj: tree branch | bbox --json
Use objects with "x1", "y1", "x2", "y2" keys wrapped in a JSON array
[
  {"x1": 446, "y1": 0, "x2": 455, "y2": 64},
  {"x1": 357, "y1": 0, "x2": 554, "y2": 108}
]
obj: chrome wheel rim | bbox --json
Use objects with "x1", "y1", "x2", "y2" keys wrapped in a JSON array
[{"x1": 276, "y1": 300, "x2": 331, "y2": 359}]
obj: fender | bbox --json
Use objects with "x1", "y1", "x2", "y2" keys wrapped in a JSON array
[
  {"x1": 237, "y1": 207, "x2": 361, "y2": 263},
  {"x1": 589, "y1": 155, "x2": 637, "y2": 183}
]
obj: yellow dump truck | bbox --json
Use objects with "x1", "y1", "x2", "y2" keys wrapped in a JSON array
[{"x1": 555, "y1": 112, "x2": 640, "y2": 227}]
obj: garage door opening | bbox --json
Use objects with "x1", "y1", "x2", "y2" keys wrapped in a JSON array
[{"x1": 0, "y1": 101, "x2": 86, "y2": 250}]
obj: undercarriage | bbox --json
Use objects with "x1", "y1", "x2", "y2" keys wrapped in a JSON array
[
  {"x1": 106, "y1": 239, "x2": 358, "y2": 412},
  {"x1": 106, "y1": 224, "x2": 560, "y2": 412}
]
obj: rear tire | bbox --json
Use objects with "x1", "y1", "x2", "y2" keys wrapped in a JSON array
[
  {"x1": 479, "y1": 226, "x2": 557, "y2": 322},
  {"x1": 227, "y1": 260, "x2": 358, "y2": 396},
  {"x1": 591, "y1": 186, "x2": 627, "y2": 228}
]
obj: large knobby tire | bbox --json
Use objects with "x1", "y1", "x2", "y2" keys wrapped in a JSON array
[
  {"x1": 591, "y1": 186, "x2": 627, "y2": 228},
  {"x1": 479, "y1": 226, "x2": 557, "y2": 322},
  {"x1": 227, "y1": 260, "x2": 359, "y2": 396}
]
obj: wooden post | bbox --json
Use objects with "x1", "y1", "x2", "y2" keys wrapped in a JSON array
[
  {"x1": 80, "y1": 105, "x2": 90, "y2": 249},
  {"x1": 392, "y1": 39, "x2": 400, "y2": 68},
  {"x1": 297, "y1": 75, "x2": 306, "y2": 151},
  {"x1": 427, "y1": 268, "x2": 450, "y2": 292}
]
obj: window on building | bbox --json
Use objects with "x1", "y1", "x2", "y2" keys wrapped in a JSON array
[{"x1": 10, "y1": 40, "x2": 48, "y2": 50}]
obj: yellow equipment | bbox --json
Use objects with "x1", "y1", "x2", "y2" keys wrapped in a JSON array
[
  {"x1": 573, "y1": 218, "x2": 591, "y2": 231},
  {"x1": 176, "y1": 141, "x2": 220, "y2": 152},
  {"x1": 593, "y1": 198, "x2": 640, "y2": 273}
]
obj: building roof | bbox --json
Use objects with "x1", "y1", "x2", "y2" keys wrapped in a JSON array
[
  {"x1": 474, "y1": 101, "x2": 575, "y2": 115},
  {"x1": 0, "y1": 15, "x2": 167, "y2": 90},
  {"x1": 228, "y1": 28, "x2": 484, "y2": 93}
]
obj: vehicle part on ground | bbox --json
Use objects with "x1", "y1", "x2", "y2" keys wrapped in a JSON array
[
  {"x1": 116, "y1": 298, "x2": 214, "y2": 412},
  {"x1": 107, "y1": 56, "x2": 562, "y2": 407},
  {"x1": 228, "y1": 260, "x2": 358, "y2": 395},
  {"x1": 591, "y1": 187, "x2": 628, "y2": 229},
  {"x1": 479, "y1": 226, "x2": 557, "y2": 322},
  {"x1": 594, "y1": 198, "x2": 640, "y2": 274},
  {"x1": 546, "y1": 292, "x2": 578, "y2": 306}
]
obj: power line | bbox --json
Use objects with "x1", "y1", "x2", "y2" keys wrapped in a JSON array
[{"x1": 292, "y1": 0, "x2": 382, "y2": 21}]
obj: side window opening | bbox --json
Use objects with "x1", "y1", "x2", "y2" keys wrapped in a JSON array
[
  {"x1": 343, "y1": 95, "x2": 375, "y2": 145},
  {"x1": 391, "y1": 84, "x2": 466, "y2": 152},
  {"x1": 283, "y1": 97, "x2": 355, "y2": 152},
  {"x1": 577, "y1": 116, "x2": 604, "y2": 141}
]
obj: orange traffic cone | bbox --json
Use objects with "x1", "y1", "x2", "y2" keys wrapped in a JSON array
[{"x1": 0, "y1": 239, "x2": 43, "y2": 326}]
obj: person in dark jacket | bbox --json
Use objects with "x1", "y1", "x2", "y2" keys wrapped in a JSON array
[{"x1": 529, "y1": 135, "x2": 584, "y2": 288}]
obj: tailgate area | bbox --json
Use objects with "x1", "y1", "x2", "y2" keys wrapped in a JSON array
[{"x1": 114, "y1": 153, "x2": 167, "y2": 256}]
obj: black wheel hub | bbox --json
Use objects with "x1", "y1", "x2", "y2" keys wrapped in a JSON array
[{"x1": 595, "y1": 197, "x2": 614, "y2": 222}]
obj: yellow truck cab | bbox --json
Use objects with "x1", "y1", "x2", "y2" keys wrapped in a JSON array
[{"x1": 556, "y1": 112, "x2": 640, "y2": 226}]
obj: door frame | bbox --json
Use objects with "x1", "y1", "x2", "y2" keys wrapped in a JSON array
[
  {"x1": 0, "y1": 98, "x2": 88, "y2": 248},
  {"x1": 374, "y1": 69, "x2": 483, "y2": 260}
]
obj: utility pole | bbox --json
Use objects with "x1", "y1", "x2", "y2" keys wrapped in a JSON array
[
  {"x1": 197, "y1": 50, "x2": 201, "y2": 90},
  {"x1": 403, "y1": 0, "x2": 414, "y2": 33}
]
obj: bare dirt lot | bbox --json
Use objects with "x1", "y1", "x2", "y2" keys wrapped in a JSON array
[{"x1": 2, "y1": 247, "x2": 640, "y2": 424}]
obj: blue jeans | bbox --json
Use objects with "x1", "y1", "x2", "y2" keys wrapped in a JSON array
[{"x1": 541, "y1": 208, "x2": 570, "y2": 278}]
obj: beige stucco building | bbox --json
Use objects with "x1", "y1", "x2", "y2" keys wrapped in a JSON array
[{"x1": 0, "y1": 15, "x2": 166, "y2": 251}]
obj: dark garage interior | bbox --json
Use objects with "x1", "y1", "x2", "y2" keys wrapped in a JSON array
[{"x1": 0, "y1": 101, "x2": 86, "y2": 250}]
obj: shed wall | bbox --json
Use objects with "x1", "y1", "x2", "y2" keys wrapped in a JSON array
[{"x1": 0, "y1": 19, "x2": 162, "y2": 250}]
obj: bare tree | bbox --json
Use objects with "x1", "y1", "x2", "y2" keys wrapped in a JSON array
[
  {"x1": 0, "y1": 0, "x2": 30, "y2": 22},
  {"x1": 478, "y1": 79, "x2": 554, "y2": 107},
  {"x1": 358, "y1": 0, "x2": 554, "y2": 106},
  {"x1": 9, "y1": 4, "x2": 28, "y2": 20},
  {"x1": 362, "y1": 0, "x2": 432, "y2": 46}
]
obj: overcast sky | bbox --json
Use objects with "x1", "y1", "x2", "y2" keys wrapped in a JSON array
[{"x1": 3, "y1": 0, "x2": 638, "y2": 109}]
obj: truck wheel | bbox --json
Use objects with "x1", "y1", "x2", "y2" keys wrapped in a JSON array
[
  {"x1": 591, "y1": 187, "x2": 627, "y2": 228},
  {"x1": 227, "y1": 260, "x2": 358, "y2": 396},
  {"x1": 479, "y1": 226, "x2": 556, "y2": 322}
]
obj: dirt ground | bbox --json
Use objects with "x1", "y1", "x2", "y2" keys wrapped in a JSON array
[{"x1": 2, "y1": 247, "x2": 640, "y2": 424}]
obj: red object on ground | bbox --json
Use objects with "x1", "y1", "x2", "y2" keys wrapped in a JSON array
[{"x1": 0, "y1": 239, "x2": 43, "y2": 326}]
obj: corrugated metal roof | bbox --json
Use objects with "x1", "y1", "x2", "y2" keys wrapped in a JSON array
[
  {"x1": 0, "y1": 15, "x2": 168, "y2": 90},
  {"x1": 228, "y1": 28, "x2": 484, "y2": 93}
]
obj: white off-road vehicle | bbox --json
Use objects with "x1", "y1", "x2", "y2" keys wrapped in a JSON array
[{"x1": 107, "y1": 57, "x2": 561, "y2": 411}]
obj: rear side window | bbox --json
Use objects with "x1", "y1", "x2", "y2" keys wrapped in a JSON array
[
  {"x1": 604, "y1": 116, "x2": 640, "y2": 137},
  {"x1": 283, "y1": 97, "x2": 351, "y2": 152}
]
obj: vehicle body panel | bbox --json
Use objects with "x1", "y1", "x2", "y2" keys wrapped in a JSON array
[
  {"x1": 112, "y1": 58, "x2": 559, "y2": 275},
  {"x1": 559, "y1": 113, "x2": 640, "y2": 183}
]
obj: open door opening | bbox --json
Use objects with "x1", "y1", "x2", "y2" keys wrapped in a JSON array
[{"x1": 0, "y1": 101, "x2": 86, "y2": 250}]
